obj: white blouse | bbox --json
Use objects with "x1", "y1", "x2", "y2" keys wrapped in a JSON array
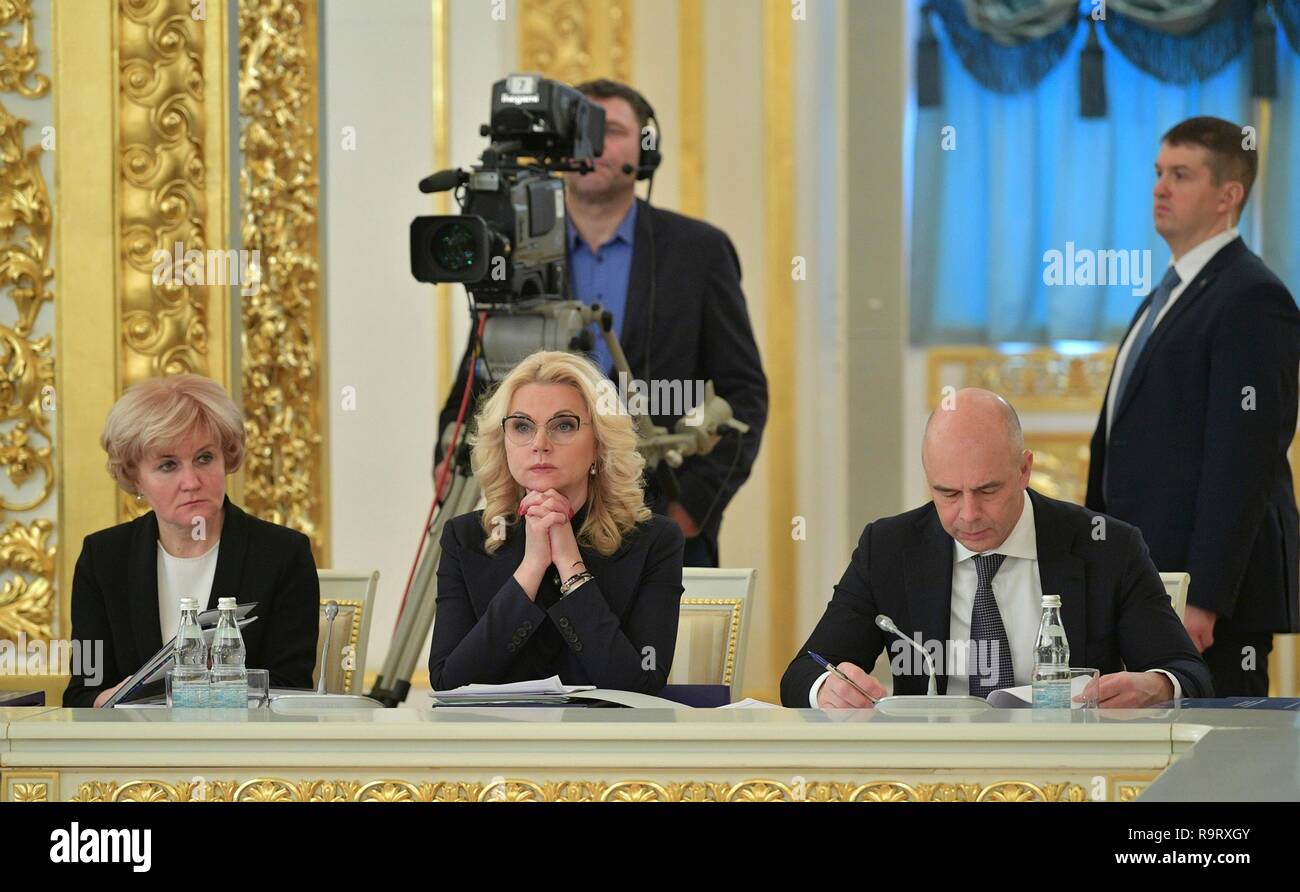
[{"x1": 156, "y1": 539, "x2": 220, "y2": 645}]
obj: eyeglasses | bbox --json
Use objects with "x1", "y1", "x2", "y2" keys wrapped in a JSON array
[{"x1": 501, "y1": 413, "x2": 584, "y2": 446}]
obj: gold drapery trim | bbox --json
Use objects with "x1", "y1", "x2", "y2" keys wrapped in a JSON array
[
  {"x1": 0, "y1": 0, "x2": 55, "y2": 643},
  {"x1": 237, "y1": 0, "x2": 328, "y2": 563}
]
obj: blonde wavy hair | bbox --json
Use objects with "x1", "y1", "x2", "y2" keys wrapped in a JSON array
[{"x1": 471, "y1": 351, "x2": 650, "y2": 555}]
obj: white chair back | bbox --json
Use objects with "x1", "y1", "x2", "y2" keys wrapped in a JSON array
[
  {"x1": 668, "y1": 568, "x2": 756, "y2": 702},
  {"x1": 1159, "y1": 571, "x2": 1190, "y2": 621}
]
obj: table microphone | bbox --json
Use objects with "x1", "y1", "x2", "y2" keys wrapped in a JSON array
[
  {"x1": 875, "y1": 614, "x2": 938, "y2": 696},
  {"x1": 872, "y1": 614, "x2": 990, "y2": 715}
]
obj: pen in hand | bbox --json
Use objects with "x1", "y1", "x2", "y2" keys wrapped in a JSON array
[{"x1": 807, "y1": 650, "x2": 879, "y2": 705}]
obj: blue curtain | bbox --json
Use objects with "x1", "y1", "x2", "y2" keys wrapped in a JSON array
[
  {"x1": 1266, "y1": 34, "x2": 1299, "y2": 288},
  {"x1": 910, "y1": 9, "x2": 1297, "y2": 345}
]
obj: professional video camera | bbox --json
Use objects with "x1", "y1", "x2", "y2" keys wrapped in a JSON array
[{"x1": 409, "y1": 73, "x2": 603, "y2": 305}]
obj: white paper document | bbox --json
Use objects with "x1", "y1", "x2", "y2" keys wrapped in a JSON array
[
  {"x1": 430, "y1": 675, "x2": 596, "y2": 699},
  {"x1": 719, "y1": 698, "x2": 782, "y2": 709},
  {"x1": 987, "y1": 674, "x2": 1093, "y2": 709}
]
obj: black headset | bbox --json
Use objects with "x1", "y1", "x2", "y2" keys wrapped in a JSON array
[{"x1": 619, "y1": 88, "x2": 663, "y2": 185}]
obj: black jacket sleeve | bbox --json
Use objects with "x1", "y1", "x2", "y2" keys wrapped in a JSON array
[
  {"x1": 1116, "y1": 525, "x2": 1214, "y2": 698},
  {"x1": 262, "y1": 532, "x2": 320, "y2": 691},
  {"x1": 62, "y1": 536, "x2": 121, "y2": 707},
  {"x1": 547, "y1": 521, "x2": 685, "y2": 693},
  {"x1": 426, "y1": 521, "x2": 550, "y2": 690},
  {"x1": 780, "y1": 522, "x2": 886, "y2": 706},
  {"x1": 1185, "y1": 284, "x2": 1300, "y2": 619},
  {"x1": 672, "y1": 230, "x2": 768, "y2": 535}
]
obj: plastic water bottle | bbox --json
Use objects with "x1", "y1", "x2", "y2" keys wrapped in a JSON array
[
  {"x1": 1032, "y1": 594, "x2": 1071, "y2": 709},
  {"x1": 172, "y1": 597, "x2": 208, "y2": 708},
  {"x1": 209, "y1": 597, "x2": 247, "y2": 708}
]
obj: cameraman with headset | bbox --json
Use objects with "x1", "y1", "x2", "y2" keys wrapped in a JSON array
[{"x1": 438, "y1": 79, "x2": 767, "y2": 567}]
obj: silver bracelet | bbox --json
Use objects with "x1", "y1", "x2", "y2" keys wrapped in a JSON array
[{"x1": 559, "y1": 571, "x2": 594, "y2": 597}]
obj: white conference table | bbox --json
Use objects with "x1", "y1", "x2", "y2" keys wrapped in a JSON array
[{"x1": 1, "y1": 704, "x2": 1296, "y2": 802}]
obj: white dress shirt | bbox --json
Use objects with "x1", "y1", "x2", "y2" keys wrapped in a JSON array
[
  {"x1": 1106, "y1": 227, "x2": 1239, "y2": 436},
  {"x1": 810, "y1": 492, "x2": 1181, "y2": 705},
  {"x1": 156, "y1": 540, "x2": 220, "y2": 646}
]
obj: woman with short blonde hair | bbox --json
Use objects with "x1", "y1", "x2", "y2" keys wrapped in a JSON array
[
  {"x1": 64, "y1": 374, "x2": 319, "y2": 707},
  {"x1": 100, "y1": 374, "x2": 246, "y2": 497},
  {"x1": 429, "y1": 351, "x2": 684, "y2": 695}
]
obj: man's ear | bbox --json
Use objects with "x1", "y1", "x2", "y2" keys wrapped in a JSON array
[
  {"x1": 1220, "y1": 180, "x2": 1245, "y2": 220},
  {"x1": 1020, "y1": 450, "x2": 1034, "y2": 485}
]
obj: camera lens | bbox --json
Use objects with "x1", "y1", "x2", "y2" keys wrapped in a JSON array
[{"x1": 432, "y1": 222, "x2": 479, "y2": 273}]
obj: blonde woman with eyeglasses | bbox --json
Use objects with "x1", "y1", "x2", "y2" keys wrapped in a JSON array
[{"x1": 427, "y1": 351, "x2": 684, "y2": 694}]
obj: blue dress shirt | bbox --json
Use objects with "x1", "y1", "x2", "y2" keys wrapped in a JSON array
[{"x1": 566, "y1": 200, "x2": 637, "y2": 374}]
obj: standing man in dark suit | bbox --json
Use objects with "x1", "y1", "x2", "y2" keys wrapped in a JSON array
[
  {"x1": 1085, "y1": 116, "x2": 1300, "y2": 697},
  {"x1": 782, "y1": 389, "x2": 1211, "y2": 708},
  {"x1": 439, "y1": 79, "x2": 768, "y2": 568}
]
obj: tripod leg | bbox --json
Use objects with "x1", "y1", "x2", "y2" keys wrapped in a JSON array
[
  {"x1": 368, "y1": 470, "x2": 481, "y2": 706},
  {"x1": 392, "y1": 472, "x2": 482, "y2": 699}
]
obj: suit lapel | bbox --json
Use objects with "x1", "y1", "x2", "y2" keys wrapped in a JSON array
[
  {"x1": 1102, "y1": 293, "x2": 1149, "y2": 410},
  {"x1": 1029, "y1": 491, "x2": 1087, "y2": 659},
  {"x1": 617, "y1": 199, "x2": 654, "y2": 376},
  {"x1": 1112, "y1": 238, "x2": 1243, "y2": 426},
  {"x1": 210, "y1": 497, "x2": 251, "y2": 613},
  {"x1": 128, "y1": 510, "x2": 163, "y2": 656},
  {"x1": 903, "y1": 507, "x2": 955, "y2": 694}
]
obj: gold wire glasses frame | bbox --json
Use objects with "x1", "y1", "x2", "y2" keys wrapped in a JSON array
[{"x1": 502, "y1": 413, "x2": 584, "y2": 446}]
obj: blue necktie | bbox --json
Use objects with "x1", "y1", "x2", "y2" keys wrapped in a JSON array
[
  {"x1": 1114, "y1": 265, "x2": 1181, "y2": 409},
  {"x1": 969, "y1": 553, "x2": 1014, "y2": 699}
]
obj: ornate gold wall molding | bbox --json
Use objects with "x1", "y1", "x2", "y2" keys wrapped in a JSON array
[
  {"x1": 0, "y1": 0, "x2": 56, "y2": 645},
  {"x1": 519, "y1": 0, "x2": 632, "y2": 83},
  {"x1": 3, "y1": 769, "x2": 58, "y2": 802},
  {"x1": 1022, "y1": 433, "x2": 1092, "y2": 505},
  {"x1": 237, "y1": 0, "x2": 328, "y2": 563},
  {"x1": 118, "y1": 1, "x2": 213, "y2": 384},
  {"x1": 115, "y1": 0, "x2": 233, "y2": 523},
  {"x1": 60, "y1": 776, "x2": 1112, "y2": 802},
  {"x1": 926, "y1": 345, "x2": 1116, "y2": 414},
  {"x1": 762, "y1": 0, "x2": 796, "y2": 694},
  {"x1": 0, "y1": 0, "x2": 47, "y2": 97},
  {"x1": 54, "y1": 0, "x2": 119, "y2": 661}
]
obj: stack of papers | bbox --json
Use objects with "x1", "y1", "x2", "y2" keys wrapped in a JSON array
[{"x1": 430, "y1": 675, "x2": 595, "y2": 705}]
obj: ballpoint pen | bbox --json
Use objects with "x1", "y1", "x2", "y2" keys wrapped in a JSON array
[{"x1": 807, "y1": 650, "x2": 879, "y2": 705}]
